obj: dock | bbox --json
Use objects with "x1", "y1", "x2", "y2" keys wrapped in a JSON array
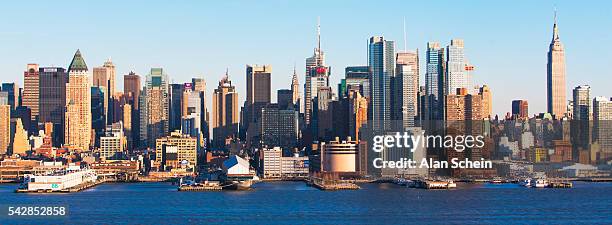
[
  {"x1": 309, "y1": 177, "x2": 360, "y2": 190},
  {"x1": 548, "y1": 182, "x2": 573, "y2": 188},
  {"x1": 409, "y1": 180, "x2": 457, "y2": 189}
]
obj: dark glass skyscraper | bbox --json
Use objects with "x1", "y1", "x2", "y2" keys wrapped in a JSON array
[
  {"x1": 425, "y1": 42, "x2": 445, "y2": 122},
  {"x1": 91, "y1": 86, "x2": 106, "y2": 147},
  {"x1": 368, "y1": 36, "x2": 394, "y2": 132},
  {"x1": 1, "y1": 83, "x2": 18, "y2": 113},
  {"x1": 39, "y1": 67, "x2": 67, "y2": 146},
  {"x1": 170, "y1": 83, "x2": 185, "y2": 132}
]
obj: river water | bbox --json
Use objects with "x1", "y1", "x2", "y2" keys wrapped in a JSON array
[{"x1": 1, "y1": 181, "x2": 610, "y2": 224}]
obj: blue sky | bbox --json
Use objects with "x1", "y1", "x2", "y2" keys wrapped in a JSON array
[{"x1": 1, "y1": 0, "x2": 610, "y2": 116}]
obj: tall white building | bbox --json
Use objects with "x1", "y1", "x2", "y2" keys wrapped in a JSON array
[
  {"x1": 304, "y1": 19, "x2": 325, "y2": 125},
  {"x1": 445, "y1": 39, "x2": 471, "y2": 95},
  {"x1": 394, "y1": 51, "x2": 419, "y2": 128},
  {"x1": 547, "y1": 12, "x2": 567, "y2": 117},
  {"x1": 369, "y1": 36, "x2": 395, "y2": 132}
]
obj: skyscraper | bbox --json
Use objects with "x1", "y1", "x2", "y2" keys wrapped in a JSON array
[
  {"x1": 304, "y1": 18, "x2": 325, "y2": 126},
  {"x1": 91, "y1": 86, "x2": 106, "y2": 147},
  {"x1": 140, "y1": 68, "x2": 170, "y2": 148},
  {"x1": 65, "y1": 49, "x2": 92, "y2": 150},
  {"x1": 425, "y1": 42, "x2": 446, "y2": 122},
  {"x1": 181, "y1": 86, "x2": 202, "y2": 135},
  {"x1": 315, "y1": 86, "x2": 333, "y2": 140},
  {"x1": 368, "y1": 36, "x2": 395, "y2": 132},
  {"x1": 191, "y1": 78, "x2": 209, "y2": 147},
  {"x1": 394, "y1": 51, "x2": 419, "y2": 128},
  {"x1": 277, "y1": 89, "x2": 293, "y2": 110},
  {"x1": 480, "y1": 85, "x2": 492, "y2": 118},
  {"x1": 260, "y1": 103, "x2": 299, "y2": 150},
  {"x1": 573, "y1": 85, "x2": 591, "y2": 121},
  {"x1": 572, "y1": 85, "x2": 591, "y2": 158},
  {"x1": 243, "y1": 64, "x2": 272, "y2": 142},
  {"x1": 169, "y1": 83, "x2": 185, "y2": 132},
  {"x1": 512, "y1": 100, "x2": 529, "y2": 119},
  {"x1": 39, "y1": 66, "x2": 67, "y2": 146},
  {"x1": 446, "y1": 39, "x2": 469, "y2": 95},
  {"x1": 344, "y1": 66, "x2": 369, "y2": 98},
  {"x1": 123, "y1": 103, "x2": 133, "y2": 151},
  {"x1": 22, "y1": 64, "x2": 39, "y2": 121},
  {"x1": 547, "y1": 11, "x2": 566, "y2": 118},
  {"x1": 348, "y1": 89, "x2": 367, "y2": 141},
  {"x1": 308, "y1": 66, "x2": 331, "y2": 116},
  {"x1": 124, "y1": 72, "x2": 141, "y2": 110},
  {"x1": 124, "y1": 72, "x2": 141, "y2": 147},
  {"x1": 92, "y1": 59, "x2": 116, "y2": 124},
  {"x1": 0, "y1": 105, "x2": 9, "y2": 155},
  {"x1": 1, "y1": 83, "x2": 19, "y2": 112},
  {"x1": 212, "y1": 72, "x2": 239, "y2": 147},
  {"x1": 593, "y1": 96, "x2": 612, "y2": 162},
  {"x1": 291, "y1": 68, "x2": 300, "y2": 110}
]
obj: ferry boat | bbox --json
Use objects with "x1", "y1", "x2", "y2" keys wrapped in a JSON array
[
  {"x1": 412, "y1": 179, "x2": 457, "y2": 189},
  {"x1": 446, "y1": 180, "x2": 457, "y2": 188},
  {"x1": 18, "y1": 167, "x2": 97, "y2": 192}
]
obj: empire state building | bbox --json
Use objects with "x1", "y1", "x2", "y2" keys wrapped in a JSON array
[{"x1": 547, "y1": 11, "x2": 566, "y2": 118}]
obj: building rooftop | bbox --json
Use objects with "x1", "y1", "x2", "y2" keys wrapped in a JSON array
[{"x1": 68, "y1": 49, "x2": 88, "y2": 72}]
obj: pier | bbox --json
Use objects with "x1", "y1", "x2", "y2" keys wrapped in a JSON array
[
  {"x1": 16, "y1": 179, "x2": 106, "y2": 193},
  {"x1": 178, "y1": 185, "x2": 222, "y2": 191},
  {"x1": 309, "y1": 177, "x2": 360, "y2": 190},
  {"x1": 548, "y1": 182, "x2": 573, "y2": 188}
]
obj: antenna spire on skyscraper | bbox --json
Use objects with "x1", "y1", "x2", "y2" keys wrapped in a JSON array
[
  {"x1": 553, "y1": 6, "x2": 559, "y2": 40},
  {"x1": 317, "y1": 16, "x2": 321, "y2": 53},
  {"x1": 554, "y1": 6, "x2": 557, "y2": 25}
]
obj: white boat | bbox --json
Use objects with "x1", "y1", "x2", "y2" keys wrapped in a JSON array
[
  {"x1": 530, "y1": 178, "x2": 549, "y2": 188},
  {"x1": 518, "y1": 179, "x2": 531, "y2": 187},
  {"x1": 489, "y1": 177, "x2": 504, "y2": 184}
]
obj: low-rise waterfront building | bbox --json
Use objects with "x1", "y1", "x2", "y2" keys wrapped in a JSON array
[
  {"x1": 155, "y1": 131, "x2": 197, "y2": 171},
  {"x1": 260, "y1": 147, "x2": 309, "y2": 179},
  {"x1": 320, "y1": 137, "x2": 357, "y2": 173}
]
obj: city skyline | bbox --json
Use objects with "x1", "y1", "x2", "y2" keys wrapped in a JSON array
[
  {"x1": 1, "y1": 1, "x2": 611, "y2": 116},
  {"x1": 1, "y1": 3, "x2": 611, "y2": 224}
]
